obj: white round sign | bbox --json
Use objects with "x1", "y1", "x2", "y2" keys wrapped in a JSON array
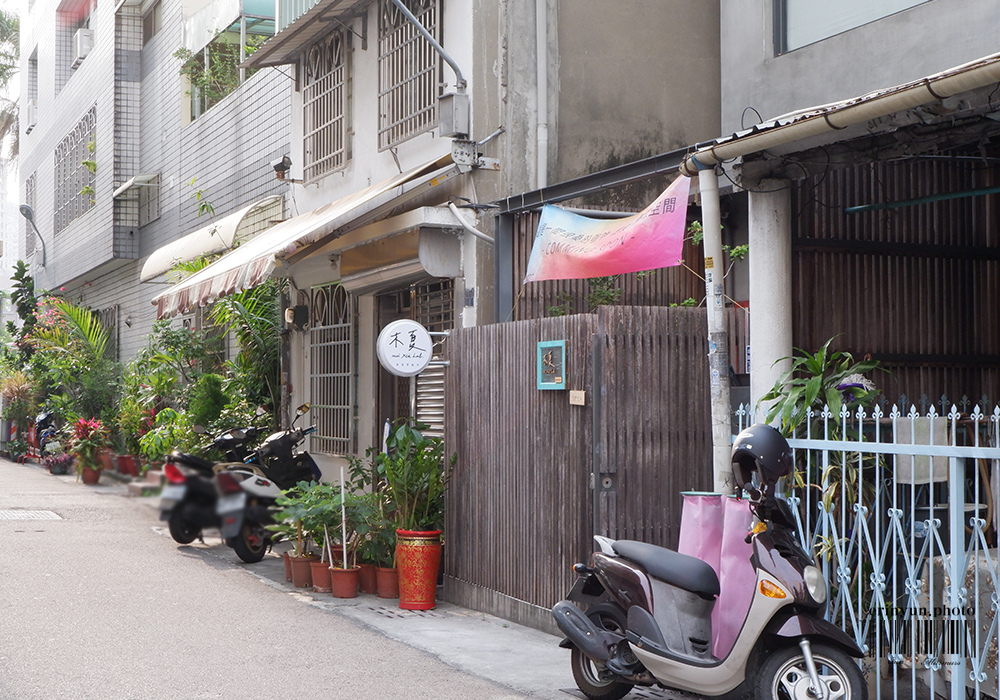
[{"x1": 376, "y1": 319, "x2": 433, "y2": 377}]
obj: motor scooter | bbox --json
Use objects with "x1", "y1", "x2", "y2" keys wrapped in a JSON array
[
  {"x1": 215, "y1": 404, "x2": 321, "y2": 563},
  {"x1": 552, "y1": 423, "x2": 867, "y2": 700},
  {"x1": 158, "y1": 426, "x2": 259, "y2": 545}
]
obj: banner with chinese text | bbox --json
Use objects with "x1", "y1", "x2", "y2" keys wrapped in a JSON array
[{"x1": 523, "y1": 176, "x2": 690, "y2": 282}]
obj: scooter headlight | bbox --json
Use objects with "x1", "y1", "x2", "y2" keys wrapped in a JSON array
[{"x1": 804, "y1": 565, "x2": 827, "y2": 604}]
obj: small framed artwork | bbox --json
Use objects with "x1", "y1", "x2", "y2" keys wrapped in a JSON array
[{"x1": 537, "y1": 340, "x2": 566, "y2": 390}]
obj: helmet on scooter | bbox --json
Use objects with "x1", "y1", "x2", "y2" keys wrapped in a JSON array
[{"x1": 731, "y1": 423, "x2": 792, "y2": 495}]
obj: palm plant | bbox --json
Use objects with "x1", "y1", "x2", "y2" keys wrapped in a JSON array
[{"x1": 0, "y1": 9, "x2": 19, "y2": 160}]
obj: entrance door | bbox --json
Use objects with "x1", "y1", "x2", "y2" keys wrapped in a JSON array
[{"x1": 375, "y1": 279, "x2": 453, "y2": 438}]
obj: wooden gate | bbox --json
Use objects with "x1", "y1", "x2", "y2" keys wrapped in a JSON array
[{"x1": 443, "y1": 306, "x2": 712, "y2": 632}]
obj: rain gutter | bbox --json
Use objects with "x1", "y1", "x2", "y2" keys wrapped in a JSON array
[{"x1": 679, "y1": 51, "x2": 1000, "y2": 177}]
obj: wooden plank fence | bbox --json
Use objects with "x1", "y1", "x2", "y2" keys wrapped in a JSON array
[{"x1": 443, "y1": 306, "x2": 712, "y2": 632}]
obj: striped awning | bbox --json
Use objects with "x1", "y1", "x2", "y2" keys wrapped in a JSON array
[{"x1": 151, "y1": 153, "x2": 459, "y2": 318}]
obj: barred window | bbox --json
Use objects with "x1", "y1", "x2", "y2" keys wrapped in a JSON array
[
  {"x1": 54, "y1": 106, "x2": 97, "y2": 234},
  {"x1": 138, "y1": 174, "x2": 160, "y2": 227},
  {"x1": 303, "y1": 29, "x2": 348, "y2": 182},
  {"x1": 377, "y1": 0, "x2": 440, "y2": 150},
  {"x1": 309, "y1": 284, "x2": 356, "y2": 455}
]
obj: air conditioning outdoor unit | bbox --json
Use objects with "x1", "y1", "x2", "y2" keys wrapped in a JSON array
[
  {"x1": 72, "y1": 28, "x2": 94, "y2": 69},
  {"x1": 24, "y1": 99, "x2": 37, "y2": 134}
]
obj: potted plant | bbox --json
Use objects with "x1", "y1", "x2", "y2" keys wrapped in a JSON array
[
  {"x1": 375, "y1": 419, "x2": 455, "y2": 610},
  {"x1": 69, "y1": 417, "x2": 109, "y2": 485},
  {"x1": 270, "y1": 481, "x2": 322, "y2": 588}
]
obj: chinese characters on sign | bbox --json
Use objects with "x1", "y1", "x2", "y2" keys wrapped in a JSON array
[
  {"x1": 376, "y1": 319, "x2": 433, "y2": 377},
  {"x1": 537, "y1": 340, "x2": 567, "y2": 390}
]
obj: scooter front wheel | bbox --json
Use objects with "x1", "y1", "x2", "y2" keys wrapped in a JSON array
[
  {"x1": 755, "y1": 643, "x2": 866, "y2": 700},
  {"x1": 570, "y1": 603, "x2": 633, "y2": 700}
]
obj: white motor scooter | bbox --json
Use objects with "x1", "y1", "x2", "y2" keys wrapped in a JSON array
[{"x1": 553, "y1": 423, "x2": 866, "y2": 699}]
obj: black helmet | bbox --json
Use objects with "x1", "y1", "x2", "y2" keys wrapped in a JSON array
[{"x1": 731, "y1": 423, "x2": 793, "y2": 495}]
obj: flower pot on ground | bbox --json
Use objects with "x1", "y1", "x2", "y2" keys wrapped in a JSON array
[
  {"x1": 330, "y1": 565, "x2": 360, "y2": 598},
  {"x1": 69, "y1": 418, "x2": 110, "y2": 485},
  {"x1": 44, "y1": 452, "x2": 74, "y2": 476},
  {"x1": 376, "y1": 567, "x2": 399, "y2": 599},
  {"x1": 117, "y1": 454, "x2": 139, "y2": 477},
  {"x1": 376, "y1": 419, "x2": 454, "y2": 610},
  {"x1": 282, "y1": 551, "x2": 292, "y2": 582},
  {"x1": 395, "y1": 529, "x2": 443, "y2": 610},
  {"x1": 358, "y1": 563, "x2": 377, "y2": 594},
  {"x1": 290, "y1": 554, "x2": 319, "y2": 588},
  {"x1": 310, "y1": 559, "x2": 332, "y2": 593}
]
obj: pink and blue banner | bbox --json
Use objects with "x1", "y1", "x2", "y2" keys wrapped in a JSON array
[{"x1": 523, "y1": 175, "x2": 691, "y2": 282}]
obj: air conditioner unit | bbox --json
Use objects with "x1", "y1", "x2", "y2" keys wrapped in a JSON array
[
  {"x1": 24, "y1": 99, "x2": 37, "y2": 134},
  {"x1": 72, "y1": 28, "x2": 94, "y2": 69}
]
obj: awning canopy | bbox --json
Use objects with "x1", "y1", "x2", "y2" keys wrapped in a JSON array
[
  {"x1": 140, "y1": 196, "x2": 283, "y2": 282},
  {"x1": 240, "y1": 0, "x2": 366, "y2": 70},
  {"x1": 151, "y1": 153, "x2": 460, "y2": 318}
]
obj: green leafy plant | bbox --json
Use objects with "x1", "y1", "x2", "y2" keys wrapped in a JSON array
[
  {"x1": 187, "y1": 373, "x2": 228, "y2": 428},
  {"x1": 376, "y1": 419, "x2": 455, "y2": 533},
  {"x1": 546, "y1": 291, "x2": 575, "y2": 317},
  {"x1": 587, "y1": 276, "x2": 621, "y2": 310},
  {"x1": 138, "y1": 408, "x2": 196, "y2": 463},
  {"x1": 759, "y1": 336, "x2": 882, "y2": 437},
  {"x1": 173, "y1": 32, "x2": 266, "y2": 118}
]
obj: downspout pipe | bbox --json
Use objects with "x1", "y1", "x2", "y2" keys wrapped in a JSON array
[
  {"x1": 389, "y1": 0, "x2": 466, "y2": 92},
  {"x1": 536, "y1": 0, "x2": 548, "y2": 189},
  {"x1": 695, "y1": 168, "x2": 732, "y2": 493},
  {"x1": 679, "y1": 51, "x2": 1000, "y2": 176}
]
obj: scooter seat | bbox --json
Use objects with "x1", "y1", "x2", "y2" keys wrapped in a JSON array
[{"x1": 612, "y1": 540, "x2": 720, "y2": 600}]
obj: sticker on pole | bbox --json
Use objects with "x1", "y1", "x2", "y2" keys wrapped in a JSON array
[{"x1": 377, "y1": 320, "x2": 433, "y2": 377}]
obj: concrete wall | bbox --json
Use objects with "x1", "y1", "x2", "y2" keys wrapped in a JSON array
[{"x1": 721, "y1": 0, "x2": 1000, "y2": 134}]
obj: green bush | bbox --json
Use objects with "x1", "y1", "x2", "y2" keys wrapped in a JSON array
[{"x1": 188, "y1": 373, "x2": 228, "y2": 428}]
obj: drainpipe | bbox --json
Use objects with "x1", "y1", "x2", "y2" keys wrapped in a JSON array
[
  {"x1": 536, "y1": 0, "x2": 548, "y2": 188},
  {"x1": 697, "y1": 168, "x2": 733, "y2": 493}
]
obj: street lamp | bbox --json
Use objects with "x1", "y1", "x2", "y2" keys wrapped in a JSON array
[{"x1": 18, "y1": 204, "x2": 46, "y2": 267}]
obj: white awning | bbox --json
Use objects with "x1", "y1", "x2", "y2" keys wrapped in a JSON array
[
  {"x1": 151, "y1": 153, "x2": 460, "y2": 318},
  {"x1": 140, "y1": 196, "x2": 283, "y2": 282}
]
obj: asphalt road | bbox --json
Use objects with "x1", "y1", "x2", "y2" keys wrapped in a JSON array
[{"x1": 0, "y1": 458, "x2": 545, "y2": 700}]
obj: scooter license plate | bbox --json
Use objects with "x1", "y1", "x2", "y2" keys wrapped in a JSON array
[
  {"x1": 159, "y1": 483, "x2": 187, "y2": 511},
  {"x1": 217, "y1": 492, "x2": 247, "y2": 538}
]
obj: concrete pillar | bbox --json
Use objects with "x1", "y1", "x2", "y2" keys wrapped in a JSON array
[{"x1": 748, "y1": 179, "x2": 793, "y2": 417}]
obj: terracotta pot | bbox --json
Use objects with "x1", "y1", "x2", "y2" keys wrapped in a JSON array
[
  {"x1": 359, "y1": 563, "x2": 377, "y2": 594},
  {"x1": 396, "y1": 530, "x2": 442, "y2": 610},
  {"x1": 282, "y1": 552, "x2": 292, "y2": 582},
  {"x1": 80, "y1": 465, "x2": 101, "y2": 485},
  {"x1": 98, "y1": 449, "x2": 115, "y2": 472},
  {"x1": 330, "y1": 566, "x2": 360, "y2": 598},
  {"x1": 310, "y1": 560, "x2": 332, "y2": 593},
  {"x1": 289, "y1": 555, "x2": 319, "y2": 588},
  {"x1": 376, "y1": 567, "x2": 399, "y2": 599},
  {"x1": 117, "y1": 455, "x2": 139, "y2": 477}
]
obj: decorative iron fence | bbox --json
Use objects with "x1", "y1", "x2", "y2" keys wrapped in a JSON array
[{"x1": 736, "y1": 403, "x2": 1000, "y2": 700}]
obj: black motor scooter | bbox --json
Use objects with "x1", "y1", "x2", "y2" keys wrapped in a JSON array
[
  {"x1": 215, "y1": 403, "x2": 321, "y2": 563},
  {"x1": 553, "y1": 423, "x2": 867, "y2": 700},
  {"x1": 158, "y1": 426, "x2": 260, "y2": 546}
]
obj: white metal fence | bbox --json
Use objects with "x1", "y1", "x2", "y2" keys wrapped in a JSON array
[{"x1": 736, "y1": 402, "x2": 1000, "y2": 700}]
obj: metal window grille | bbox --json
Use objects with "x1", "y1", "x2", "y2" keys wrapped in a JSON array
[
  {"x1": 310, "y1": 284, "x2": 356, "y2": 455},
  {"x1": 413, "y1": 279, "x2": 452, "y2": 437},
  {"x1": 97, "y1": 305, "x2": 119, "y2": 360},
  {"x1": 54, "y1": 106, "x2": 97, "y2": 235},
  {"x1": 24, "y1": 172, "x2": 36, "y2": 261},
  {"x1": 303, "y1": 29, "x2": 348, "y2": 182},
  {"x1": 377, "y1": 0, "x2": 440, "y2": 150},
  {"x1": 137, "y1": 174, "x2": 160, "y2": 227}
]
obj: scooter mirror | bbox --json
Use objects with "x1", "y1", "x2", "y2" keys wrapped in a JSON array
[
  {"x1": 192, "y1": 425, "x2": 208, "y2": 435},
  {"x1": 295, "y1": 403, "x2": 311, "y2": 416}
]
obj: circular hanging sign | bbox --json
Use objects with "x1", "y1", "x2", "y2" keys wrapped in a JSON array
[{"x1": 376, "y1": 319, "x2": 433, "y2": 377}]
